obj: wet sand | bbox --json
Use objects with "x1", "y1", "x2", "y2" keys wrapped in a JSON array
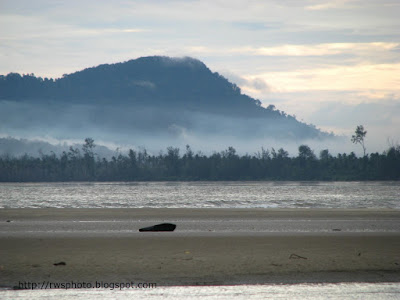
[{"x1": 1, "y1": 208, "x2": 400, "y2": 287}]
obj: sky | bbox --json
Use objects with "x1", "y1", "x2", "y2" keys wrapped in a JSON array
[{"x1": 1, "y1": 0, "x2": 400, "y2": 154}]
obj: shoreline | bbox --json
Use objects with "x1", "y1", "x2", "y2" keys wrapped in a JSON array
[
  {"x1": 2, "y1": 207, "x2": 400, "y2": 220},
  {"x1": 1, "y1": 208, "x2": 400, "y2": 287}
]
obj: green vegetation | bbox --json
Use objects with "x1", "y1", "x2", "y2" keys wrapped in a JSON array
[{"x1": 0, "y1": 139, "x2": 399, "y2": 182}]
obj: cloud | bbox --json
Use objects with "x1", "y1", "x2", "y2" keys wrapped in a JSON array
[
  {"x1": 244, "y1": 63, "x2": 400, "y2": 93},
  {"x1": 183, "y1": 42, "x2": 399, "y2": 59},
  {"x1": 234, "y1": 42, "x2": 399, "y2": 57},
  {"x1": 220, "y1": 71, "x2": 272, "y2": 97},
  {"x1": 0, "y1": 14, "x2": 146, "y2": 40},
  {"x1": 131, "y1": 80, "x2": 156, "y2": 89},
  {"x1": 305, "y1": 0, "x2": 358, "y2": 11}
]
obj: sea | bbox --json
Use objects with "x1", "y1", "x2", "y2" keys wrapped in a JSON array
[
  {"x1": 1, "y1": 181, "x2": 399, "y2": 209},
  {"x1": 2, "y1": 283, "x2": 400, "y2": 299},
  {"x1": 1, "y1": 181, "x2": 399, "y2": 299}
]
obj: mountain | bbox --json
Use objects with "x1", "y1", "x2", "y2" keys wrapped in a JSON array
[{"x1": 0, "y1": 56, "x2": 333, "y2": 150}]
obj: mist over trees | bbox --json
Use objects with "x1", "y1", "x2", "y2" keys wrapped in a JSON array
[
  {"x1": 0, "y1": 137, "x2": 116, "y2": 159},
  {"x1": 1, "y1": 139, "x2": 399, "y2": 182}
]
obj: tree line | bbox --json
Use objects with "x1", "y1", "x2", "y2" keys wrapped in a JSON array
[{"x1": 0, "y1": 138, "x2": 399, "y2": 182}]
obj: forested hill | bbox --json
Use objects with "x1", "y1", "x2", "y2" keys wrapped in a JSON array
[
  {"x1": 1, "y1": 57, "x2": 258, "y2": 110},
  {"x1": 0, "y1": 56, "x2": 330, "y2": 140}
]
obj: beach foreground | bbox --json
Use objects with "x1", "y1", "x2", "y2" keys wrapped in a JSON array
[{"x1": 1, "y1": 208, "x2": 400, "y2": 287}]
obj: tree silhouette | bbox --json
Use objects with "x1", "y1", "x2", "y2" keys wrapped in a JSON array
[{"x1": 351, "y1": 125, "x2": 367, "y2": 157}]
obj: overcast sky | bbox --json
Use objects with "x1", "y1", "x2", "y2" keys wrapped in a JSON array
[{"x1": 1, "y1": 0, "x2": 399, "y2": 153}]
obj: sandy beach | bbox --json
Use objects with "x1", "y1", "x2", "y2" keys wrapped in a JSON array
[{"x1": 1, "y1": 208, "x2": 400, "y2": 287}]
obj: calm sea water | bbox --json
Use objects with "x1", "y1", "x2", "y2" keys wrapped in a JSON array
[
  {"x1": 0, "y1": 181, "x2": 399, "y2": 209},
  {"x1": 1, "y1": 283, "x2": 400, "y2": 299}
]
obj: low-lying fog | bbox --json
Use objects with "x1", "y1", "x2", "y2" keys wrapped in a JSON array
[{"x1": 0, "y1": 100, "x2": 388, "y2": 158}]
